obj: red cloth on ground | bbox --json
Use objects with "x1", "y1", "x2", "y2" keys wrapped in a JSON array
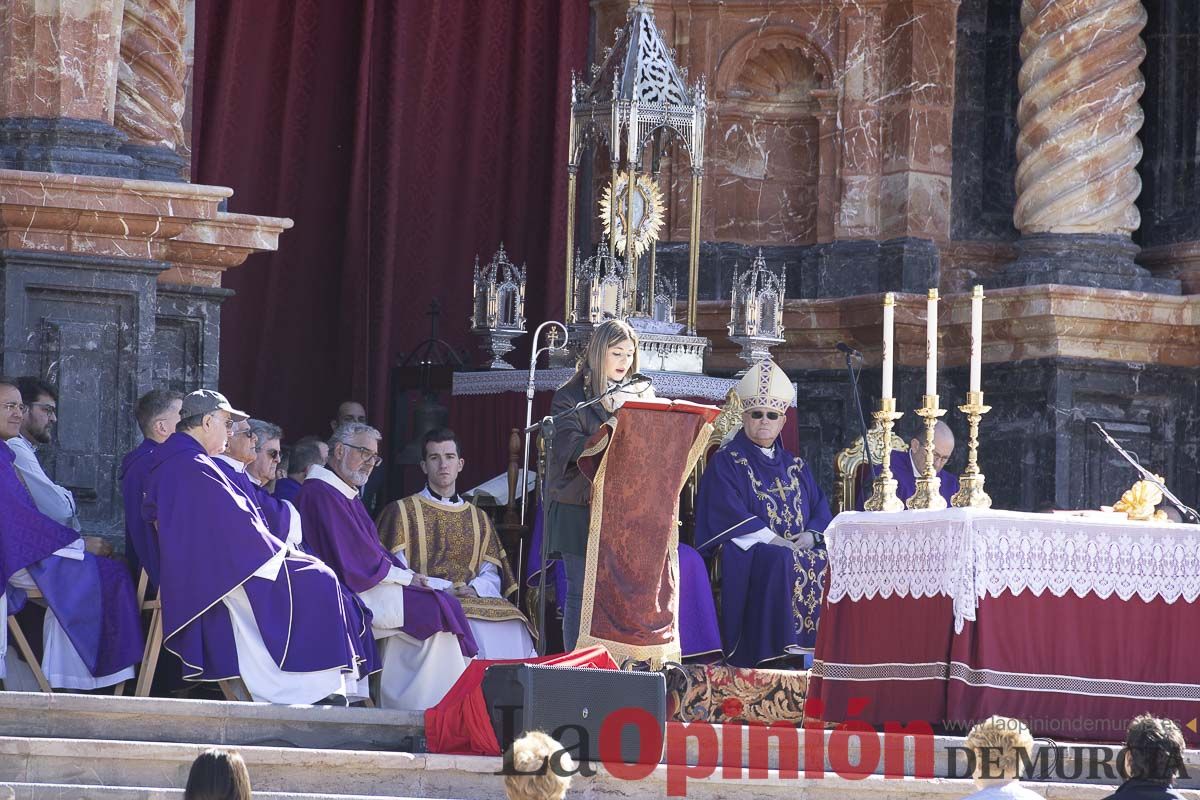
[{"x1": 424, "y1": 645, "x2": 619, "y2": 756}]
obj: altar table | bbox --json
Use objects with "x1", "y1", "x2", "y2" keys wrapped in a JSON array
[{"x1": 809, "y1": 508, "x2": 1200, "y2": 745}]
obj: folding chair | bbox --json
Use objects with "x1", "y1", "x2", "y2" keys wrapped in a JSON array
[{"x1": 7, "y1": 585, "x2": 125, "y2": 695}]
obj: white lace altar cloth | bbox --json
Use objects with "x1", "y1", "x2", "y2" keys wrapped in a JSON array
[{"x1": 825, "y1": 508, "x2": 1200, "y2": 633}]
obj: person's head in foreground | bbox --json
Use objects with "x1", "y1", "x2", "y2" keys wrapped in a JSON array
[
  {"x1": 1123, "y1": 713, "x2": 1185, "y2": 787},
  {"x1": 964, "y1": 715, "x2": 1036, "y2": 792},
  {"x1": 503, "y1": 731, "x2": 574, "y2": 800},
  {"x1": 184, "y1": 748, "x2": 252, "y2": 800}
]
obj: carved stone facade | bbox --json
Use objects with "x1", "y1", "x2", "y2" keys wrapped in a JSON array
[{"x1": 0, "y1": 0, "x2": 286, "y2": 540}]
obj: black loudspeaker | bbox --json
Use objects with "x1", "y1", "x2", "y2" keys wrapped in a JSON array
[{"x1": 481, "y1": 664, "x2": 666, "y2": 764}]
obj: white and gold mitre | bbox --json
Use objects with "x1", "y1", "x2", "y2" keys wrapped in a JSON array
[{"x1": 735, "y1": 359, "x2": 794, "y2": 412}]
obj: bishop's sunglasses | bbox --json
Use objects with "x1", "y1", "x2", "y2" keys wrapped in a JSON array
[{"x1": 749, "y1": 411, "x2": 781, "y2": 420}]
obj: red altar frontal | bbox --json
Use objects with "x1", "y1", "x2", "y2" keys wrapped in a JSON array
[
  {"x1": 446, "y1": 369, "x2": 800, "y2": 491},
  {"x1": 810, "y1": 508, "x2": 1200, "y2": 746}
]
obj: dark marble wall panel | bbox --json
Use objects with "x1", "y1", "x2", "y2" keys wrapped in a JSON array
[
  {"x1": 768, "y1": 359, "x2": 1199, "y2": 516},
  {"x1": 1137, "y1": 1, "x2": 1200, "y2": 248},
  {"x1": 0, "y1": 251, "x2": 164, "y2": 538},
  {"x1": 951, "y1": 0, "x2": 1021, "y2": 242},
  {"x1": 155, "y1": 284, "x2": 228, "y2": 394}
]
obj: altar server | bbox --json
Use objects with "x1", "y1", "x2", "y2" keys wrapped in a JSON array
[
  {"x1": 143, "y1": 390, "x2": 377, "y2": 703},
  {"x1": 695, "y1": 359, "x2": 832, "y2": 667},
  {"x1": 0, "y1": 378, "x2": 143, "y2": 690},
  {"x1": 376, "y1": 428, "x2": 535, "y2": 659},
  {"x1": 297, "y1": 422, "x2": 477, "y2": 710}
]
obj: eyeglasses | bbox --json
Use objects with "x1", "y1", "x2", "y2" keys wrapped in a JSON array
[
  {"x1": 0, "y1": 402, "x2": 27, "y2": 414},
  {"x1": 749, "y1": 411, "x2": 781, "y2": 421},
  {"x1": 343, "y1": 443, "x2": 382, "y2": 467},
  {"x1": 29, "y1": 402, "x2": 57, "y2": 417},
  {"x1": 234, "y1": 429, "x2": 256, "y2": 440},
  {"x1": 261, "y1": 448, "x2": 281, "y2": 461}
]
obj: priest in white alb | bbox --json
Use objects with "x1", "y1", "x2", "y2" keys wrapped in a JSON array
[{"x1": 375, "y1": 429, "x2": 535, "y2": 659}]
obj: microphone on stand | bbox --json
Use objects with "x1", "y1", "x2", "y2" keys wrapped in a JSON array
[
  {"x1": 626, "y1": 372, "x2": 654, "y2": 385},
  {"x1": 840, "y1": 342, "x2": 876, "y2": 475},
  {"x1": 1091, "y1": 420, "x2": 1200, "y2": 523}
]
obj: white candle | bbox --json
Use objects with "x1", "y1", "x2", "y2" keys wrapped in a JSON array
[
  {"x1": 881, "y1": 293, "x2": 895, "y2": 400},
  {"x1": 969, "y1": 285, "x2": 983, "y2": 394},
  {"x1": 925, "y1": 288, "x2": 938, "y2": 397}
]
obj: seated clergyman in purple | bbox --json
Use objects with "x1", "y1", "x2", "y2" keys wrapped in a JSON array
[
  {"x1": 297, "y1": 422, "x2": 478, "y2": 711},
  {"x1": 854, "y1": 420, "x2": 959, "y2": 510},
  {"x1": 0, "y1": 377, "x2": 143, "y2": 690},
  {"x1": 213, "y1": 416, "x2": 302, "y2": 545},
  {"x1": 120, "y1": 389, "x2": 183, "y2": 586},
  {"x1": 143, "y1": 390, "x2": 379, "y2": 704}
]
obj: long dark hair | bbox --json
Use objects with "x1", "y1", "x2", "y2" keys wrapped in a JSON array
[
  {"x1": 184, "y1": 749, "x2": 252, "y2": 800},
  {"x1": 577, "y1": 319, "x2": 639, "y2": 400}
]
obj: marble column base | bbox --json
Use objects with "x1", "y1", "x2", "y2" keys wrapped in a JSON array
[
  {"x1": 0, "y1": 118, "x2": 139, "y2": 178},
  {"x1": 121, "y1": 142, "x2": 188, "y2": 182},
  {"x1": 991, "y1": 233, "x2": 1181, "y2": 295}
]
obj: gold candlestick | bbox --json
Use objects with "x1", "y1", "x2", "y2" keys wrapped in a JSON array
[
  {"x1": 907, "y1": 394, "x2": 947, "y2": 510},
  {"x1": 864, "y1": 397, "x2": 905, "y2": 512},
  {"x1": 951, "y1": 390, "x2": 992, "y2": 508}
]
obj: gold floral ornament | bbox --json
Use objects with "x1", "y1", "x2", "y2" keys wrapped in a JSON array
[
  {"x1": 600, "y1": 171, "x2": 665, "y2": 259},
  {"x1": 1112, "y1": 477, "x2": 1165, "y2": 521}
]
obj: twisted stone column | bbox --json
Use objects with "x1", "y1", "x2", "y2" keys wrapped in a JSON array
[
  {"x1": 995, "y1": 0, "x2": 1177, "y2": 293},
  {"x1": 115, "y1": 0, "x2": 188, "y2": 179},
  {"x1": 1013, "y1": 0, "x2": 1145, "y2": 235},
  {"x1": 115, "y1": 0, "x2": 186, "y2": 149}
]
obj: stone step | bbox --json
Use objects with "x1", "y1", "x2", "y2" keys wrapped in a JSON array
[
  {"x1": 0, "y1": 691, "x2": 423, "y2": 752},
  {"x1": 0, "y1": 736, "x2": 1162, "y2": 800},
  {"x1": 2, "y1": 691, "x2": 1199, "y2": 790}
]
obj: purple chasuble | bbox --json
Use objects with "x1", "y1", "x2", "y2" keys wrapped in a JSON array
[
  {"x1": 295, "y1": 474, "x2": 478, "y2": 657},
  {"x1": 143, "y1": 433, "x2": 378, "y2": 681},
  {"x1": 1, "y1": 444, "x2": 143, "y2": 677},
  {"x1": 273, "y1": 477, "x2": 302, "y2": 504},
  {"x1": 856, "y1": 450, "x2": 959, "y2": 510},
  {"x1": 696, "y1": 429, "x2": 832, "y2": 667},
  {"x1": 213, "y1": 457, "x2": 293, "y2": 541},
  {"x1": 120, "y1": 438, "x2": 159, "y2": 584}
]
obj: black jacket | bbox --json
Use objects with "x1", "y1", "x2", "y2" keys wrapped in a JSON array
[
  {"x1": 1100, "y1": 779, "x2": 1187, "y2": 800},
  {"x1": 544, "y1": 371, "x2": 610, "y2": 507}
]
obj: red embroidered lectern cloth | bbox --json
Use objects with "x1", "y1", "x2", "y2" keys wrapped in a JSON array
[
  {"x1": 810, "y1": 508, "x2": 1200, "y2": 745},
  {"x1": 575, "y1": 400, "x2": 719, "y2": 667}
]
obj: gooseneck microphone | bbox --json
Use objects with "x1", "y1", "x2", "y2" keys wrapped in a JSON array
[{"x1": 836, "y1": 342, "x2": 864, "y2": 359}]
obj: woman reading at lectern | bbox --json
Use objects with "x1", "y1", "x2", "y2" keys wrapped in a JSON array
[{"x1": 544, "y1": 319, "x2": 652, "y2": 650}]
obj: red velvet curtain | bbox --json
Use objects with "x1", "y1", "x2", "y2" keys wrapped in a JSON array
[{"x1": 193, "y1": 0, "x2": 589, "y2": 439}]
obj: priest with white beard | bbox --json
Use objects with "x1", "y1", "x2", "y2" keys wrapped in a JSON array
[{"x1": 296, "y1": 422, "x2": 478, "y2": 710}]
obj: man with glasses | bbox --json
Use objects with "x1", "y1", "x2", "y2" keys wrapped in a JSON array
[
  {"x1": 144, "y1": 390, "x2": 378, "y2": 704},
  {"x1": 855, "y1": 420, "x2": 958, "y2": 510},
  {"x1": 214, "y1": 416, "x2": 301, "y2": 545},
  {"x1": 330, "y1": 400, "x2": 384, "y2": 514},
  {"x1": 695, "y1": 359, "x2": 833, "y2": 668},
  {"x1": 7, "y1": 377, "x2": 80, "y2": 531},
  {"x1": 297, "y1": 422, "x2": 477, "y2": 710},
  {"x1": 0, "y1": 377, "x2": 143, "y2": 691}
]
